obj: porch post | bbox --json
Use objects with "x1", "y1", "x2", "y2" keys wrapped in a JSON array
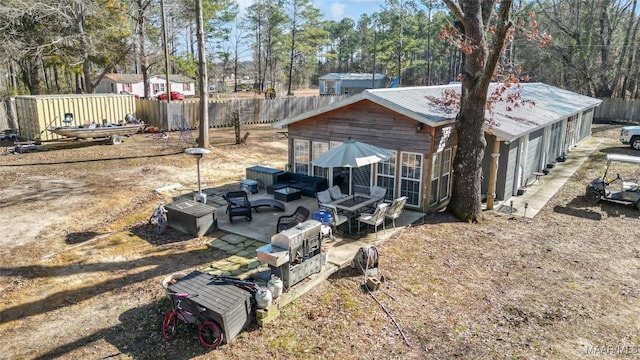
[{"x1": 486, "y1": 138, "x2": 501, "y2": 210}]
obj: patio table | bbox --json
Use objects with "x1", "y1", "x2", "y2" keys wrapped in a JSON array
[{"x1": 330, "y1": 195, "x2": 378, "y2": 234}]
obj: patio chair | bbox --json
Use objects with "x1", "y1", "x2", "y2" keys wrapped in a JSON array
[
  {"x1": 357, "y1": 202, "x2": 389, "y2": 236},
  {"x1": 369, "y1": 186, "x2": 387, "y2": 202},
  {"x1": 317, "y1": 189, "x2": 333, "y2": 207},
  {"x1": 275, "y1": 206, "x2": 310, "y2": 233},
  {"x1": 225, "y1": 191, "x2": 252, "y2": 223},
  {"x1": 319, "y1": 204, "x2": 349, "y2": 239},
  {"x1": 328, "y1": 185, "x2": 347, "y2": 201},
  {"x1": 385, "y1": 196, "x2": 407, "y2": 228},
  {"x1": 360, "y1": 185, "x2": 387, "y2": 211}
]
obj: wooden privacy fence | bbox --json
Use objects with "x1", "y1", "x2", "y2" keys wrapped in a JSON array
[
  {"x1": 595, "y1": 98, "x2": 640, "y2": 123},
  {"x1": 136, "y1": 95, "x2": 348, "y2": 130}
]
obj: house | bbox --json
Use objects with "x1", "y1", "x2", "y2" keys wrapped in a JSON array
[
  {"x1": 272, "y1": 83, "x2": 602, "y2": 212},
  {"x1": 319, "y1": 73, "x2": 390, "y2": 96},
  {"x1": 95, "y1": 74, "x2": 196, "y2": 98},
  {"x1": 150, "y1": 75, "x2": 196, "y2": 97},
  {"x1": 95, "y1": 73, "x2": 144, "y2": 97}
]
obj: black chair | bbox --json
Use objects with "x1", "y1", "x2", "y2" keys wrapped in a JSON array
[
  {"x1": 225, "y1": 191, "x2": 252, "y2": 223},
  {"x1": 275, "y1": 206, "x2": 310, "y2": 233}
]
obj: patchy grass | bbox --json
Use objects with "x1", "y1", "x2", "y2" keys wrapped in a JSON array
[{"x1": 1, "y1": 125, "x2": 640, "y2": 359}]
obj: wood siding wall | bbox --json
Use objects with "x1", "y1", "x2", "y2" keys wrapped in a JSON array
[
  {"x1": 289, "y1": 101, "x2": 433, "y2": 153},
  {"x1": 287, "y1": 100, "x2": 458, "y2": 210}
]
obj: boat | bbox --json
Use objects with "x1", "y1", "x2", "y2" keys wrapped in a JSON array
[{"x1": 47, "y1": 122, "x2": 146, "y2": 144}]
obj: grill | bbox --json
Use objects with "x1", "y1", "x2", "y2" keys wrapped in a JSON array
[{"x1": 256, "y1": 220, "x2": 323, "y2": 288}]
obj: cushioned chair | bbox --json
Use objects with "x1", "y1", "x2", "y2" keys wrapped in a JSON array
[
  {"x1": 225, "y1": 191, "x2": 252, "y2": 223},
  {"x1": 328, "y1": 185, "x2": 347, "y2": 200},
  {"x1": 275, "y1": 206, "x2": 310, "y2": 233},
  {"x1": 361, "y1": 185, "x2": 387, "y2": 211},
  {"x1": 357, "y1": 202, "x2": 389, "y2": 236},
  {"x1": 369, "y1": 186, "x2": 387, "y2": 201},
  {"x1": 385, "y1": 196, "x2": 407, "y2": 228},
  {"x1": 319, "y1": 204, "x2": 349, "y2": 239},
  {"x1": 317, "y1": 189, "x2": 333, "y2": 207}
]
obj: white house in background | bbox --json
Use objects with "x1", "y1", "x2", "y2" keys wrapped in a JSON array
[
  {"x1": 95, "y1": 74, "x2": 196, "y2": 98},
  {"x1": 150, "y1": 75, "x2": 196, "y2": 97},
  {"x1": 96, "y1": 73, "x2": 145, "y2": 97}
]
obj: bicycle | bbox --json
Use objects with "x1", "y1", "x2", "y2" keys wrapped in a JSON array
[{"x1": 161, "y1": 292, "x2": 223, "y2": 348}]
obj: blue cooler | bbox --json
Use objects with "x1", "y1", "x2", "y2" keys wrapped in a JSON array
[
  {"x1": 240, "y1": 179, "x2": 259, "y2": 194},
  {"x1": 312, "y1": 209, "x2": 333, "y2": 225}
]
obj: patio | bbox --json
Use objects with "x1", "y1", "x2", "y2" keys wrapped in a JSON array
[{"x1": 213, "y1": 188, "x2": 425, "y2": 267}]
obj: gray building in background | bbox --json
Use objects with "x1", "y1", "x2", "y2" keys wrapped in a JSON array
[{"x1": 319, "y1": 73, "x2": 390, "y2": 95}]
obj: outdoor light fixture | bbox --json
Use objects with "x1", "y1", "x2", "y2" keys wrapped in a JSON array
[
  {"x1": 185, "y1": 147, "x2": 211, "y2": 203},
  {"x1": 416, "y1": 123, "x2": 424, "y2": 131}
]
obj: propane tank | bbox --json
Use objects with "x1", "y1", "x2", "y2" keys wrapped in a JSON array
[
  {"x1": 267, "y1": 274, "x2": 283, "y2": 299},
  {"x1": 255, "y1": 287, "x2": 273, "y2": 309}
]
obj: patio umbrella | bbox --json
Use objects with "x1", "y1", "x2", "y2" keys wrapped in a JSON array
[{"x1": 312, "y1": 138, "x2": 392, "y2": 194}]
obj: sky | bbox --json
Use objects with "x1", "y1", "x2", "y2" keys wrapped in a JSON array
[
  {"x1": 314, "y1": 0, "x2": 384, "y2": 21},
  {"x1": 236, "y1": 0, "x2": 385, "y2": 21}
]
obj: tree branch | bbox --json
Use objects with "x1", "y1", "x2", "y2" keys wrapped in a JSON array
[
  {"x1": 482, "y1": 0, "x2": 513, "y2": 89},
  {"x1": 443, "y1": 0, "x2": 465, "y2": 27}
]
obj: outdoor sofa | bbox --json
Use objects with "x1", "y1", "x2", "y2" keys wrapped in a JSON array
[{"x1": 267, "y1": 172, "x2": 328, "y2": 198}]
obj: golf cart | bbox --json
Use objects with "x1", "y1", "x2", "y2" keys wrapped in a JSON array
[{"x1": 585, "y1": 154, "x2": 640, "y2": 210}]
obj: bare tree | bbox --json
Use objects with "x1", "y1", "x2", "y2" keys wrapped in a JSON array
[{"x1": 442, "y1": 0, "x2": 514, "y2": 222}]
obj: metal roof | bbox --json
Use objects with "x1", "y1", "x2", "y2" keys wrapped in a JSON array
[
  {"x1": 104, "y1": 73, "x2": 144, "y2": 83},
  {"x1": 273, "y1": 83, "x2": 602, "y2": 141},
  {"x1": 319, "y1": 73, "x2": 388, "y2": 81}
]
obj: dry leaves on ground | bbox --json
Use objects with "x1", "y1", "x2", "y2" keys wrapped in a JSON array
[{"x1": 1, "y1": 124, "x2": 640, "y2": 359}]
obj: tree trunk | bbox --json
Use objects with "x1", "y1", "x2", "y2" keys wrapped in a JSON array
[
  {"x1": 448, "y1": 88, "x2": 487, "y2": 221},
  {"x1": 444, "y1": 0, "x2": 512, "y2": 222},
  {"x1": 76, "y1": 4, "x2": 94, "y2": 94},
  {"x1": 195, "y1": 0, "x2": 209, "y2": 148},
  {"x1": 287, "y1": 24, "x2": 296, "y2": 96},
  {"x1": 135, "y1": 0, "x2": 151, "y2": 99},
  {"x1": 53, "y1": 66, "x2": 61, "y2": 93},
  {"x1": 26, "y1": 58, "x2": 43, "y2": 95}
]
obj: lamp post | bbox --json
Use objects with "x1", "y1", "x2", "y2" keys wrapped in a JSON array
[{"x1": 185, "y1": 147, "x2": 211, "y2": 203}]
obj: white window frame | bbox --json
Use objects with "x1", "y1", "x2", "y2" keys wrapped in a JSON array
[
  {"x1": 400, "y1": 151, "x2": 423, "y2": 207},
  {"x1": 312, "y1": 141, "x2": 329, "y2": 178},
  {"x1": 376, "y1": 150, "x2": 397, "y2": 201},
  {"x1": 430, "y1": 152, "x2": 441, "y2": 205},
  {"x1": 441, "y1": 148, "x2": 452, "y2": 201},
  {"x1": 293, "y1": 139, "x2": 310, "y2": 175}
]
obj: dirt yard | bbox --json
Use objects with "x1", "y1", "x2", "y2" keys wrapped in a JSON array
[{"x1": 1, "y1": 123, "x2": 640, "y2": 359}]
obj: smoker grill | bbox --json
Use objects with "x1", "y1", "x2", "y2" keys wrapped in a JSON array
[{"x1": 256, "y1": 220, "x2": 323, "y2": 288}]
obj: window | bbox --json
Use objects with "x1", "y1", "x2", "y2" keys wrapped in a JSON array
[
  {"x1": 430, "y1": 149, "x2": 453, "y2": 205},
  {"x1": 430, "y1": 152, "x2": 441, "y2": 205},
  {"x1": 293, "y1": 139, "x2": 310, "y2": 175},
  {"x1": 325, "y1": 80, "x2": 336, "y2": 94},
  {"x1": 441, "y1": 149, "x2": 452, "y2": 201},
  {"x1": 400, "y1": 152, "x2": 422, "y2": 207},
  {"x1": 376, "y1": 150, "x2": 397, "y2": 201},
  {"x1": 312, "y1": 142, "x2": 329, "y2": 178}
]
